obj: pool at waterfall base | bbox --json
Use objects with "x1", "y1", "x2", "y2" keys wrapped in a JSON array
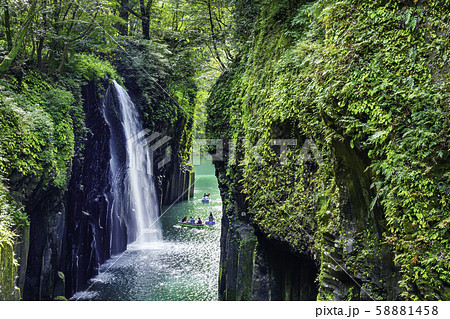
[{"x1": 72, "y1": 161, "x2": 221, "y2": 301}]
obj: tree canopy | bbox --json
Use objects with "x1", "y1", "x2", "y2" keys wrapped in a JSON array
[{"x1": 0, "y1": 0, "x2": 236, "y2": 75}]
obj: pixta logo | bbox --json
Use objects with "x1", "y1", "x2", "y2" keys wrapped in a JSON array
[
  {"x1": 191, "y1": 138, "x2": 323, "y2": 166},
  {"x1": 127, "y1": 129, "x2": 172, "y2": 174},
  {"x1": 128, "y1": 131, "x2": 323, "y2": 172}
]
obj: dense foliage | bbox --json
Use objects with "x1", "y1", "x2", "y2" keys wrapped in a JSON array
[{"x1": 207, "y1": 0, "x2": 449, "y2": 300}]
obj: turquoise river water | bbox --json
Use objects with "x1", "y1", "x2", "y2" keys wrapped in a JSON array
[{"x1": 72, "y1": 160, "x2": 222, "y2": 301}]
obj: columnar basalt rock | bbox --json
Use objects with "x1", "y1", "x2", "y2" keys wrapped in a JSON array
[{"x1": 64, "y1": 81, "x2": 114, "y2": 296}]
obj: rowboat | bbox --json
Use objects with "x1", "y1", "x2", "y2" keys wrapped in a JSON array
[
  {"x1": 201, "y1": 198, "x2": 210, "y2": 203},
  {"x1": 178, "y1": 222, "x2": 206, "y2": 228}
]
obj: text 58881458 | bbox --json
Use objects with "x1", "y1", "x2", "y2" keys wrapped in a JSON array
[{"x1": 376, "y1": 305, "x2": 438, "y2": 316}]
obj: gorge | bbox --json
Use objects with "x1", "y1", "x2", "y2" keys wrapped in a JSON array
[{"x1": 1, "y1": 0, "x2": 449, "y2": 302}]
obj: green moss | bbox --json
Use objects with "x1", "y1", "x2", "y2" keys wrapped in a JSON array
[
  {"x1": 53, "y1": 296, "x2": 68, "y2": 301},
  {"x1": 224, "y1": 289, "x2": 236, "y2": 301},
  {"x1": 40, "y1": 89, "x2": 76, "y2": 188},
  {"x1": 218, "y1": 266, "x2": 224, "y2": 283}
]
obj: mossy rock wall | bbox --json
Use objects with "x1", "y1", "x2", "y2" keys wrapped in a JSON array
[
  {"x1": 215, "y1": 151, "x2": 319, "y2": 301},
  {"x1": 218, "y1": 218, "x2": 257, "y2": 301},
  {"x1": 207, "y1": 0, "x2": 449, "y2": 300},
  {"x1": 0, "y1": 240, "x2": 20, "y2": 300},
  {"x1": 14, "y1": 224, "x2": 30, "y2": 296}
]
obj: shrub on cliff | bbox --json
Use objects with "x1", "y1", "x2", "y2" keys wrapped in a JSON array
[{"x1": 0, "y1": 72, "x2": 77, "y2": 190}]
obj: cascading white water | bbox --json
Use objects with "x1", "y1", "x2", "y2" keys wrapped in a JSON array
[{"x1": 105, "y1": 81, "x2": 161, "y2": 250}]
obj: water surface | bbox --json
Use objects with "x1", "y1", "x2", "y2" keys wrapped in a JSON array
[{"x1": 72, "y1": 161, "x2": 221, "y2": 301}]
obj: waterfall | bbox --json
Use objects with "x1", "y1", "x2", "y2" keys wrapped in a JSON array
[{"x1": 103, "y1": 81, "x2": 161, "y2": 252}]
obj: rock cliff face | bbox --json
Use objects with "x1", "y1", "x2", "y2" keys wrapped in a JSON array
[
  {"x1": 161, "y1": 165, "x2": 195, "y2": 205},
  {"x1": 64, "y1": 82, "x2": 115, "y2": 296},
  {"x1": 21, "y1": 82, "x2": 110, "y2": 300},
  {"x1": 213, "y1": 138, "x2": 400, "y2": 300},
  {"x1": 22, "y1": 186, "x2": 66, "y2": 300},
  {"x1": 215, "y1": 158, "x2": 320, "y2": 301},
  {"x1": 14, "y1": 225, "x2": 29, "y2": 296},
  {"x1": 207, "y1": 0, "x2": 449, "y2": 301}
]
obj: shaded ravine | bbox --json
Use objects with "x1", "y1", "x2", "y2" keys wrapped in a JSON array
[{"x1": 72, "y1": 161, "x2": 221, "y2": 301}]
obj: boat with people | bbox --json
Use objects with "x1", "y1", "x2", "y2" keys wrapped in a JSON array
[
  {"x1": 205, "y1": 212, "x2": 215, "y2": 226},
  {"x1": 178, "y1": 222, "x2": 206, "y2": 228},
  {"x1": 178, "y1": 216, "x2": 206, "y2": 228},
  {"x1": 201, "y1": 192, "x2": 210, "y2": 203},
  {"x1": 178, "y1": 213, "x2": 216, "y2": 228}
]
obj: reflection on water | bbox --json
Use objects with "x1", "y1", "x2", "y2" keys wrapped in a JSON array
[{"x1": 72, "y1": 161, "x2": 221, "y2": 301}]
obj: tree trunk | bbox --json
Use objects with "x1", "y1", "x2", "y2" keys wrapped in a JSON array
[
  {"x1": 207, "y1": 0, "x2": 226, "y2": 70},
  {"x1": 139, "y1": 0, "x2": 152, "y2": 40},
  {"x1": 36, "y1": 0, "x2": 47, "y2": 70},
  {"x1": 118, "y1": 0, "x2": 129, "y2": 36},
  {"x1": 4, "y1": 1, "x2": 12, "y2": 50},
  {"x1": 36, "y1": 38, "x2": 44, "y2": 70}
]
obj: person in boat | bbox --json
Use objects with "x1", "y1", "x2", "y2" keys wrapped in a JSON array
[
  {"x1": 197, "y1": 217, "x2": 203, "y2": 225},
  {"x1": 189, "y1": 216, "x2": 195, "y2": 224},
  {"x1": 207, "y1": 213, "x2": 215, "y2": 222},
  {"x1": 181, "y1": 216, "x2": 187, "y2": 223}
]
